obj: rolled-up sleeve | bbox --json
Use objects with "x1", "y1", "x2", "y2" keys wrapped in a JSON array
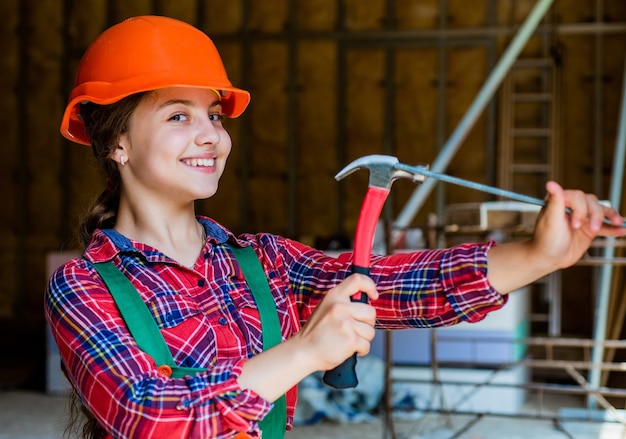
[
  {"x1": 274, "y1": 237, "x2": 506, "y2": 331},
  {"x1": 371, "y1": 241, "x2": 507, "y2": 329}
]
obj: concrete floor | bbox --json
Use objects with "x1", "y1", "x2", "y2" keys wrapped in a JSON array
[{"x1": 1, "y1": 390, "x2": 625, "y2": 439}]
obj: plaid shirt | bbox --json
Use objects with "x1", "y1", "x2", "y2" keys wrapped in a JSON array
[{"x1": 45, "y1": 216, "x2": 505, "y2": 439}]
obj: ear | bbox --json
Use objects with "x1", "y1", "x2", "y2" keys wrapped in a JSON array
[{"x1": 111, "y1": 134, "x2": 130, "y2": 166}]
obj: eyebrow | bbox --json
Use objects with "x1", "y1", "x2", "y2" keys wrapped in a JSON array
[{"x1": 158, "y1": 98, "x2": 222, "y2": 110}]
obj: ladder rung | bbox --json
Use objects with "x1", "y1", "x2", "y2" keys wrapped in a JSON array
[
  {"x1": 512, "y1": 128, "x2": 552, "y2": 137},
  {"x1": 511, "y1": 163, "x2": 551, "y2": 173},
  {"x1": 530, "y1": 313, "x2": 550, "y2": 322},
  {"x1": 514, "y1": 93, "x2": 553, "y2": 102}
]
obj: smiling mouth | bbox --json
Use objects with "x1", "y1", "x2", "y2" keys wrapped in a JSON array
[{"x1": 183, "y1": 158, "x2": 215, "y2": 167}]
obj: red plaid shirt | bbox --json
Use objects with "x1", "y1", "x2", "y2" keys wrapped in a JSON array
[{"x1": 45, "y1": 216, "x2": 505, "y2": 438}]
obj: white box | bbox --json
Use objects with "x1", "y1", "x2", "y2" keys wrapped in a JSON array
[
  {"x1": 445, "y1": 201, "x2": 541, "y2": 232},
  {"x1": 371, "y1": 287, "x2": 530, "y2": 366}
]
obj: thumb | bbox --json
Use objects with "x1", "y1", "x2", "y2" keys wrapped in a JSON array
[
  {"x1": 544, "y1": 181, "x2": 577, "y2": 228},
  {"x1": 341, "y1": 273, "x2": 379, "y2": 302},
  {"x1": 545, "y1": 181, "x2": 565, "y2": 205}
]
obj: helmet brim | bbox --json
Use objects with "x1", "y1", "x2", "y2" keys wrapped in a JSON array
[{"x1": 60, "y1": 84, "x2": 250, "y2": 146}]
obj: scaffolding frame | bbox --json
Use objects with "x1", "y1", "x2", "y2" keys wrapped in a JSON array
[
  {"x1": 382, "y1": 333, "x2": 626, "y2": 439},
  {"x1": 380, "y1": 1, "x2": 626, "y2": 436}
]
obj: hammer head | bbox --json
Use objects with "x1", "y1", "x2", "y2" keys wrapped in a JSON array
[{"x1": 335, "y1": 154, "x2": 427, "y2": 189}]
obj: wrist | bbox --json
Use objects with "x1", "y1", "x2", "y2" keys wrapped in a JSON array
[{"x1": 487, "y1": 240, "x2": 559, "y2": 294}]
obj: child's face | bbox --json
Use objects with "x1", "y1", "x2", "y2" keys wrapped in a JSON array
[{"x1": 118, "y1": 87, "x2": 232, "y2": 205}]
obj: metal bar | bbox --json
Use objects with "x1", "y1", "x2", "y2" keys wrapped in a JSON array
[
  {"x1": 396, "y1": 376, "x2": 626, "y2": 398},
  {"x1": 394, "y1": 162, "x2": 626, "y2": 227},
  {"x1": 394, "y1": 0, "x2": 556, "y2": 231},
  {"x1": 396, "y1": 163, "x2": 547, "y2": 205},
  {"x1": 579, "y1": 257, "x2": 626, "y2": 266},
  {"x1": 567, "y1": 366, "x2": 626, "y2": 424},
  {"x1": 382, "y1": 3, "x2": 397, "y2": 438},
  {"x1": 589, "y1": 44, "x2": 626, "y2": 407},
  {"x1": 434, "y1": 0, "x2": 449, "y2": 229},
  {"x1": 433, "y1": 335, "x2": 626, "y2": 348},
  {"x1": 405, "y1": 406, "x2": 625, "y2": 424}
]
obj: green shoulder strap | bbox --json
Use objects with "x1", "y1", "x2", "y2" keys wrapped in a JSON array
[
  {"x1": 89, "y1": 243, "x2": 286, "y2": 438},
  {"x1": 228, "y1": 245, "x2": 287, "y2": 438},
  {"x1": 90, "y1": 261, "x2": 203, "y2": 379}
]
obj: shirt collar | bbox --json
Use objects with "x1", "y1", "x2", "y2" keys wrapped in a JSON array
[{"x1": 83, "y1": 216, "x2": 236, "y2": 264}]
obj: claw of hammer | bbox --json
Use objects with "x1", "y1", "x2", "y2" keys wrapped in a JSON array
[
  {"x1": 323, "y1": 155, "x2": 428, "y2": 389},
  {"x1": 334, "y1": 154, "x2": 426, "y2": 188}
]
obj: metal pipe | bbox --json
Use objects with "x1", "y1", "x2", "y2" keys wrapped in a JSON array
[
  {"x1": 393, "y1": 162, "x2": 626, "y2": 227},
  {"x1": 588, "y1": 46, "x2": 626, "y2": 408},
  {"x1": 434, "y1": 0, "x2": 449, "y2": 228},
  {"x1": 394, "y1": 0, "x2": 555, "y2": 230}
]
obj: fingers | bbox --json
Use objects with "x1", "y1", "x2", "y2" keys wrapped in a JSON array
[
  {"x1": 545, "y1": 181, "x2": 625, "y2": 233},
  {"x1": 605, "y1": 207, "x2": 626, "y2": 228},
  {"x1": 324, "y1": 274, "x2": 378, "y2": 328},
  {"x1": 351, "y1": 320, "x2": 377, "y2": 356},
  {"x1": 545, "y1": 181, "x2": 590, "y2": 229},
  {"x1": 299, "y1": 274, "x2": 379, "y2": 369}
]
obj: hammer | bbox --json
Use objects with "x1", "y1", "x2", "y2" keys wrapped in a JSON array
[{"x1": 322, "y1": 155, "x2": 427, "y2": 389}]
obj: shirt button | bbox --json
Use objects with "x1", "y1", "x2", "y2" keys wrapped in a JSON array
[
  {"x1": 203, "y1": 252, "x2": 210, "y2": 259},
  {"x1": 157, "y1": 365, "x2": 172, "y2": 377},
  {"x1": 197, "y1": 279, "x2": 206, "y2": 287},
  {"x1": 218, "y1": 317, "x2": 228, "y2": 325}
]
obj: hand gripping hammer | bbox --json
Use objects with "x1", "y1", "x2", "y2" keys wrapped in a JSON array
[{"x1": 322, "y1": 155, "x2": 426, "y2": 389}]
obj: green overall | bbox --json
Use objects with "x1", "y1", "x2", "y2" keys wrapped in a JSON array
[{"x1": 90, "y1": 243, "x2": 286, "y2": 438}]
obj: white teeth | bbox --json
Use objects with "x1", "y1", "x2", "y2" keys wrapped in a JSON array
[{"x1": 185, "y1": 158, "x2": 215, "y2": 167}]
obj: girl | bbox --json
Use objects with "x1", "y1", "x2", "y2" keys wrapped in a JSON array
[{"x1": 46, "y1": 15, "x2": 626, "y2": 439}]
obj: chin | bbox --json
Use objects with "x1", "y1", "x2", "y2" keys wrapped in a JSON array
[{"x1": 198, "y1": 187, "x2": 219, "y2": 199}]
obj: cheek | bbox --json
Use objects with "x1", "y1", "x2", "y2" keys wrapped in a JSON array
[{"x1": 219, "y1": 129, "x2": 232, "y2": 157}]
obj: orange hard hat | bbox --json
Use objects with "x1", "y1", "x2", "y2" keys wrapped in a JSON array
[{"x1": 60, "y1": 15, "x2": 250, "y2": 145}]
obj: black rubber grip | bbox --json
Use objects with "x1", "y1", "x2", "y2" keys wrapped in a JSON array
[
  {"x1": 322, "y1": 353, "x2": 359, "y2": 389},
  {"x1": 322, "y1": 265, "x2": 370, "y2": 388}
]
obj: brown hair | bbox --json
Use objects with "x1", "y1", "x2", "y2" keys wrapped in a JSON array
[
  {"x1": 66, "y1": 92, "x2": 147, "y2": 439},
  {"x1": 77, "y1": 92, "x2": 147, "y2": 247}
]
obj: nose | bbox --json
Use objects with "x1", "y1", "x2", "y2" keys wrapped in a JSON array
[{"x1": 195, "y1": 116, "x2": 221, "y2": 146}]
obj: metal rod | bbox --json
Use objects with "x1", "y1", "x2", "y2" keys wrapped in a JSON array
[
  {"x1": 396, "y1": 164, "x2": 546, "y2": 206},
  {"x1": 393, "y1": 0, "x2": 556, "y2": 230},
  {"x1": 394, "y1": 163, "x2": 626, "y2": 227},
  {"x1": 589, "y1": 45, "x2": 626, "y2": 407}
]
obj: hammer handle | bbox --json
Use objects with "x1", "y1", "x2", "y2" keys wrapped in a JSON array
[
  {"x1": 322, "y1": 264, "x2": 370, "y2": 389},
  {"x1": 323, "y1": 186, "x2": 389, "y2": 389}
]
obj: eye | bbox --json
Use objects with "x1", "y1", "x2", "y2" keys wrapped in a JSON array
[
  {"x1": 209, "y1": 113, "x2": 225, "y2": 123},
  {"x1": 169, "y1": 113, "x2": 189, "y2": 122}
]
